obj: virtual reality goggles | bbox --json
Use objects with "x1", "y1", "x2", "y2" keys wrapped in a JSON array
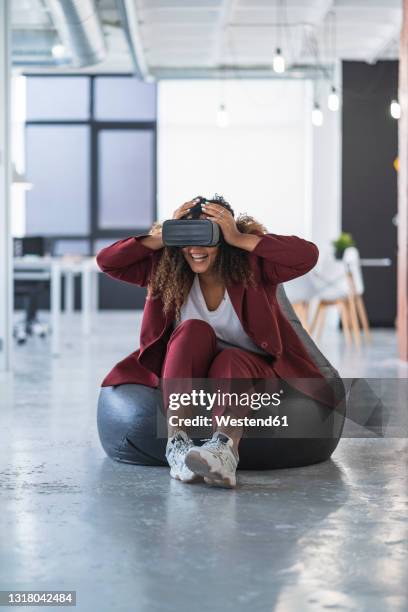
[
  {"x1": 162, "y1": 197, "x2": 222, "y2": 247},
  {"x1": 162, "y1": 219, "x2": 221, "y2": 247}
]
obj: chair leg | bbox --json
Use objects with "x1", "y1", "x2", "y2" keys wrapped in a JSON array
[
  {"x1": 301, "y1": 301, "x2": 311, "y2": 333},
  {"x1": 337, "y1": 300, "x2": 352, "y2": 346},
  {"x1": 315, "y1": 304, "x2": 327, "y2": 340},
  {"x1": 292, "y1": 303, "x2": 303, "y2": 325},
  {"x1": 293, "y1": 302, "x2": 310, "y2": 333},
  {"x1": 297, "y1": 304, "x2": 307, "y2": 329},
  {"x1": 347, "y1": 294, "x2": 361, "y2": 347},
  {"x1": 310, "y1": 302, "x2": 322, "y2": 334},
  {"x1": 356, "y1": 295, "x2": 372, "y2": 342}
]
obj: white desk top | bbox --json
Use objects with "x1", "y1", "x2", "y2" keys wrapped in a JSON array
[{"x1": 13, "y1": 256, "x2": 98, "y2": 272}]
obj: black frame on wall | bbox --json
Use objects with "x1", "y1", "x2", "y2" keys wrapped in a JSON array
[{"x1": 24, "y1": 73, "x2": 158, "y2": 255}]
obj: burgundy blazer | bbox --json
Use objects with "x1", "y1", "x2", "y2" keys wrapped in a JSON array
[{"x1": 96, "y1": 233, "x2": 335, "y2": 408}]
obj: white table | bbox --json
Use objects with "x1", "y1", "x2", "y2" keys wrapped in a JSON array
[
  {"x1": 13, "y1": 256, "x2": 100, "y2": 356},
  {"x1": 78, "y1": 257, "x2": 100, "y2": 335},
  {"x1": 60, "y1": 257, "x2": 100, "y2": 334}
]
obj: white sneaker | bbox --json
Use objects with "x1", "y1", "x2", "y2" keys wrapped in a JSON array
[
  {"x1": 165, "y1": 430, "x2": 201, "y2": 483},
  {"x1": 185, "y1": 432, "x2": 239, "y2": 488}
]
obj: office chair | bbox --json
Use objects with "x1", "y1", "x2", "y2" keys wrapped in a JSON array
[
  {"x1": 343, "y1": 246, "x2": 371, "y2": 342},
  {"x1": 13, "y1": 237, "x2": 51, "y2": 344},
  {"x1": 309, "y1": 253, "x2": 355, "y2": 346},
  {"x1": 284, "y1": 275, "x2": 316, "y2": 333}
]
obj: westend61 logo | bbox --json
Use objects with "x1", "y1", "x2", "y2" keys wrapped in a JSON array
[{"x1": 167, "y1": 389, "x2": 288, "y2": 428}]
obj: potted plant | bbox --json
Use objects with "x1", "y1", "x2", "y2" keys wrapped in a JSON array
[{"x1": 332, "y1": 232, "x2": 355, "y2": 260}]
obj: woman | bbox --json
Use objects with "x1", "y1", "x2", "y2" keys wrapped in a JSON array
[{"x1": 96, "y1": 194, "x2": 325, "y2": 488}]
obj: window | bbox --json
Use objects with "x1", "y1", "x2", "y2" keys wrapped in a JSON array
[
  {"x1": 94, "y1": 77, "x2": 156, "y2": 121},
  {"x1": 53, "y1": 240, "x2": 90, "y2": 256},
  {"x1": 98, "y1": 129, "x2": 155, "y2": 229},
  {"x1": 24, "y1": 74, "x2": 157, "y2": 256},
  {"x1": 94, "y1": 238, "x2": 123, "y2": 253},
  {"x1": 26, "y1": 76, "x2": 89, "y2": 121},
  {"x1": 25, "y1": 125, "x2": 90, "y2": 235}
]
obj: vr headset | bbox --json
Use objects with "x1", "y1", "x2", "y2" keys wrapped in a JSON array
[
  {"x1": 162, "y1": 197, "x2": 222, "y2": 247},
  {"x1": 162, "y1": 219, "x2": 220, "y2": 247}
]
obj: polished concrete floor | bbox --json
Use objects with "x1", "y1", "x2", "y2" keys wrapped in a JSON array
[{"x1": 0, "y1": 312, "x2": 407, "y2": 612}]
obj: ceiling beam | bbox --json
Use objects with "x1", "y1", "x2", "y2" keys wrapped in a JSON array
[{"x1": 116, "y1": 0, "x2": 149, "y2": 79}]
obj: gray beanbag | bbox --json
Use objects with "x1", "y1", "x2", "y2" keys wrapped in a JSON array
[{"x1": 97, "y1": 285, "x2": 346, "y2": 470}]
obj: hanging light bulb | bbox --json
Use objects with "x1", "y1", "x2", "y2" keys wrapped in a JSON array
[
  {"x1": 52, "y1": 44, "x2": 66, "y2": 59},
  {"x1": 312, "y1": 103, "x2": 323, "y2": 127},
  {"x1": 390, "y1": 99, "x2": 401, "y2": 120},
  {"x1": 217, "y1": 103, "x2": 229, "y2": 128},
  {"x1": 328, "y1": 86, "x2": 340, "y2": 112},
  {"x1": 273, "y1": 48, "x2": 285, "y2": 74}
]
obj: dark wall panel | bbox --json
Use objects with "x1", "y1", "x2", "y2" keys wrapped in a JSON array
[
  {"x1": 342, "y1": 61, "x2": 398, "y2": 327},
  {"x1": 99, "y1": 276, "x2": 147, "y2": 310}
]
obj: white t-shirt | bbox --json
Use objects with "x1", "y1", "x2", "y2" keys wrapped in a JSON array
[{"x1": 177, "y1": 274, "x2": 267, "y2": 355}]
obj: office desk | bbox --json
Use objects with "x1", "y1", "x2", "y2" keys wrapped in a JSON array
[{"x1": 14, "y1": 256, "x2": 100, "y2": 356}]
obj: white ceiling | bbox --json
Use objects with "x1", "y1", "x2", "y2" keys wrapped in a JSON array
[
  {"x1": 11, "y1": 0, "x2": 402, "y2": 75},
  {"x1": 133, "y1": 0, "x2": 401, "y2": 68}
]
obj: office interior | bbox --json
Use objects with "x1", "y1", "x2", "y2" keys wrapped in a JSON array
[{"x1": 0, "y1": 1, "x2": 407, "y2": 611}]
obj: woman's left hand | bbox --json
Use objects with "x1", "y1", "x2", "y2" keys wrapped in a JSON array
[
  {"x1": 201, "y1": 202, "x2": 241, "y2": 246},
  {"x1": 201, "y1": 202, "x2": 262, "y2": 252}
]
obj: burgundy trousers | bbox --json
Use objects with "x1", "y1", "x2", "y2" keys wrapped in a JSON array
[{"x1": 161, "y1": 319, "x2": 279, "y2": 420}]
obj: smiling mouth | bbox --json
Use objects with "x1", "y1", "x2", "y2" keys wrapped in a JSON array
[{"x1": 190, "y1": 253, "x2": 208, "y2": 262}]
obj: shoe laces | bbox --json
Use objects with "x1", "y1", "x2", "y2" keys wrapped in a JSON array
[
  {"x1": 204, "y1": 435, "x2": 237, "y2": 466},
  {"x1": 167, "y1": 433, "x2": 192, "y2": 461}
]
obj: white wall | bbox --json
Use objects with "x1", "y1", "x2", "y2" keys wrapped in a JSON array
[
  {"x1": 309, "y1": 76, "x2": 342, "y2": 260},
  {"x1": 158, "y1": 76, "x2": 342, "y2": 278},
  {"x1": 158, "y1": 79, "x2": 312, "y2": 237}
]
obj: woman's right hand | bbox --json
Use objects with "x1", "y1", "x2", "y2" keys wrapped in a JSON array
[
  {"x1": 172, "y1": 198, "x2": 200, "y2": 219},
  {"x1": 140, "y1": 198, "x2": 201, "y2": 251}
]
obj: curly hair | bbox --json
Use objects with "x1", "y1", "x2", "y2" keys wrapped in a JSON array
[{"x1": 147, "y1": 194, "x2": 267, "y2": 321}]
